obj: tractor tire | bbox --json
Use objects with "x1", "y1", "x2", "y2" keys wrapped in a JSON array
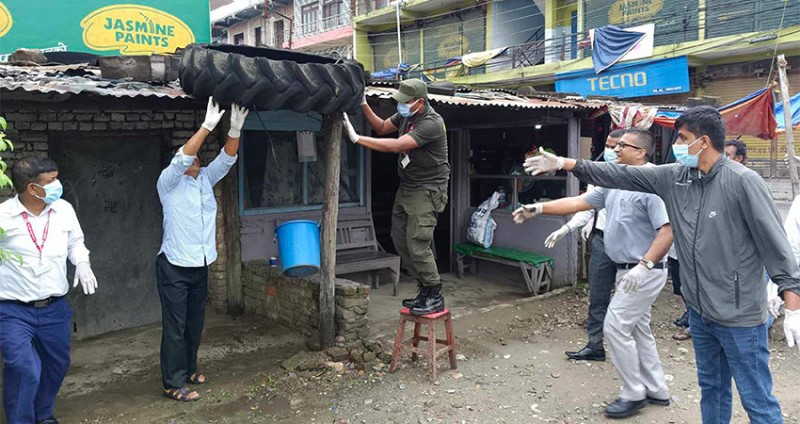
[{"x1": 178, "y1": 44, "x2": 365, "y2": 114}]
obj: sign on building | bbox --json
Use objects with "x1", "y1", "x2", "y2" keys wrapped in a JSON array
[
  {"x1": 555, "y1": 56, "x2": 689, "y2": 99},
  {"x1": 0, "y1": 0, "x2": 210, "y2": 62}
]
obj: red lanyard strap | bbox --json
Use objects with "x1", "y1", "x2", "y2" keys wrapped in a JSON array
[{"x1": 21, "y1": 210, "x2": 51, "y2": 255}]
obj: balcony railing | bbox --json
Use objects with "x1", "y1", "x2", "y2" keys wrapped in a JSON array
[{"x1": 296, "y1": 12, "x2": 351, "y2": 38}]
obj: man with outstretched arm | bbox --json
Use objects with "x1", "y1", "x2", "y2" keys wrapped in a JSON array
[
  {"x1": 523, "y1": 106, "x2": 800, "y2": 424},
  {"x1": 342, "y1": 79, "x2": 449, "y2": 316},
  {"x1": 516, "y1": 129, "x2": 673, "y2": 419}
]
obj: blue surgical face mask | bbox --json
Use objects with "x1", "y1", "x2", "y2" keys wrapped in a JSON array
[
  {"x1": 34, "y1": 180, "x2": 63, "y2": 204},
  {"x1": 672, "y1": 137, "x2": 704, "y2": 168},
  {"x1": 603, "y1": 148, "x2": 617, "y2": 163},
  {"x1": 397, "y1": 99, "x2": 421, "y2": 117}
]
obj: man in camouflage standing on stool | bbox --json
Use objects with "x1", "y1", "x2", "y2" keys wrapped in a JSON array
[{"x1": 343, "y1": 79, "x2": 450, "y2": 315}]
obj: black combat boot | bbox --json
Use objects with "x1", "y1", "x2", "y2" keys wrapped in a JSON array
[
  {"x1": 402, "y1": 284, "x2": 428, "y2": 308},
  {"x1": 410, "y1": 285, "x2": 445, "y2": 316}
]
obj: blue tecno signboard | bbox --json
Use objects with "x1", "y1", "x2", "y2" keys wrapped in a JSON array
[{"x1": 555, "y1": 56, "x2": 690, "y2": 98}]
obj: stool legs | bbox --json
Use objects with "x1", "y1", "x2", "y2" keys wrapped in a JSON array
[
  {"x1": 411, "y1": 323, "x2": 421, "y2": 363},
  {"x1": 389, "y1": 315, "x2": 406, "y2": 373},
  {"x1": 428, "y1": 322, "x2": 437, "y2": 381},
  {"x1": 445, "y1": 315, "x2": 457, "y2": 370},
  {"x1": 390, "y1": 311, "x2": 457, "y2": 381}
]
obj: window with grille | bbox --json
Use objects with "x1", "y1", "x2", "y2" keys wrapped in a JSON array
[{"x1": 302, "y1": 3, "x2": 319, "y2": 34}]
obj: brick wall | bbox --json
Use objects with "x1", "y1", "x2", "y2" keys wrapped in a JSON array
[
  {"x1": 0, "y1": 105, "x2": 232, "y2": 310},
  {"x1": 242, "y1": 261, "x2": 370, "y2": 344}
]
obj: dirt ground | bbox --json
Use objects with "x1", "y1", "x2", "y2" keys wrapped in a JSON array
[{"x1": 51, "y1": 271, "x2": 800, "y2": 424}]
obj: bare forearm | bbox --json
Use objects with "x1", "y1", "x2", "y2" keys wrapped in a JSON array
[
  {"x1": 786, "y1": 291, "x2": 800, "y2": 310},
  {"x1": 361, "y1": 104, "x2": 391, "y2": 135},
  {"x1": 184, "y1": 128, "x2": 210, "y2": 156},
  {"x1": 357, "y1": 136, "x2": 404, "y2": 153},
  {"x1": 644, "y1": 225, "x2": 673, "y2": 262},
  {"x1": 541, "y1": 196, "x2": 593, "y2": 216},
  {"x1": 223, "y1": 136, "x2": 240, "y2": 156}
]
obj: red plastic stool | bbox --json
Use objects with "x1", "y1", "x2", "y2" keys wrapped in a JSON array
[{"x1": 389, "y1": 308, "x2": 457, "y2": 382}]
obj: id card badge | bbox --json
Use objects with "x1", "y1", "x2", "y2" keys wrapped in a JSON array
[
  {"x1": 401, "y1": 154, "x2": 411, "y2": 169},
  {"x1": 32, "y1": 259, "x2": 52, "y2": 277}
]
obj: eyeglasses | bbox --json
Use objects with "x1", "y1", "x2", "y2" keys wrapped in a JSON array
[{"x1": 616, "y1": 141, "x2": 645, "y2": 151}]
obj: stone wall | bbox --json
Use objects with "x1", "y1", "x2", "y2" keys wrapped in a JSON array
[
  {"x1": 242, "y1": 260, "x2": 370, "y2": 345},
  {"x1": 0, "y1": 103, "x2": 232, "y2": 316}
]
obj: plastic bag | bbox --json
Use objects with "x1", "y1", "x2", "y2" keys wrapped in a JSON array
[{"x1": 467, "y1": 191, "x2": 502, "y2": 248}]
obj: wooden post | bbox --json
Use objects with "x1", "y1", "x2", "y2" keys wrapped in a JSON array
[
  {"x1": 777, "y1": 54, "x2": 800, "y2": 197},
  {"x1": 223, "y1": 164, "x2": 243, "y2": 316},
  {"x1": 319, "y1": 113, "x2": 343, "y2": 348}
]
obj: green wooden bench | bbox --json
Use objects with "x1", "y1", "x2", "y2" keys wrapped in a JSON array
[{"x1": 454, "y1": 243, "x2": 554, "y2": 296}]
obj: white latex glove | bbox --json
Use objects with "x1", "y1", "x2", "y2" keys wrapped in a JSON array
[
  {"x1": 512, "y1": 203, "x2": 543, "y2": 224},
  {"x1": 342, "y1": 113, "x2": 360, "y2": 143},
  {"x1": 581, "y1": 220, "x2": 594, "y2": 241},
  {"x1": 227, "y1": 103, "x2": 249, "y2": 139},
  {"x1": 523, "y1": 148, "x2": 566, "y2": 176},
  {"x1": 767, "y1": 280, "x2": 784, "y2": 319},
  {"x1": 74, "y1": 262, "x2": 97, "y2": 295},
  {"x1": 785, "y1": 308, "x2": 800, "y2": 353},
  {"x1": 544, "y1": 225, "x2": 570, "y2": 248},
  {"x1": 201, "y1": 97, "x2": 226, "y2": 132},
  {"x1": 783, "y1": 153, "x2": 800, "y2": 163},
  {"x1": 619, "y1": 264, "x2": 650, "y2": 294}
]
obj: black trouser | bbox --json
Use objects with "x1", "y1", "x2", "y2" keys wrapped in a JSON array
[{"x1": 155, "y1": 253, "x2": 208, "y2": 390}]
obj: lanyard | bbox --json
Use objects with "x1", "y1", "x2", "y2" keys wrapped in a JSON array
[{"x1": 21, "y1": 210, "x2": 51, "y2": 258}]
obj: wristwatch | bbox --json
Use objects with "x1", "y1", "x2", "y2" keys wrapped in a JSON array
[{"x1": 639, "y1": 258, "x2": 655, "y2": 270}]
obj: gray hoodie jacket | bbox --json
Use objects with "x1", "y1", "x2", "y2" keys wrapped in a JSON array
[{"x1": 573, "y1": 155, "x2": 800, "y2": 327}]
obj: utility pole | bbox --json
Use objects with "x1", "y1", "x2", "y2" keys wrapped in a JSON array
[
  {"x1": 778, "y1": 54, "x2": 799, "y2": 197},
  {"x1": 319, "y1": 113, "x2": 343, "y2": 348}
]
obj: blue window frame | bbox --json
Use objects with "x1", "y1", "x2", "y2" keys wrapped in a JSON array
[{"x1": 238, "y1": 111, "x2": 365, "y2": 215}]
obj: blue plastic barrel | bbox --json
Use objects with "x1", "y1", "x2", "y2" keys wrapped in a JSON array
[{"x1": 275, "y1": 220, "x2": 321, "y2": 277}]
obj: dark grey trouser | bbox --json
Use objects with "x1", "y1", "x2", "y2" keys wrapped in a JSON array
[
  {"x1": 586, "y1": 234, "x2": 618, "y2": 351},
  {"x1": 156, "y1": 254, "x2": 208, "y2": 390}
]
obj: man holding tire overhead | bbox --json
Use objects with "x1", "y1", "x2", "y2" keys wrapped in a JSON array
[
  {"x1": 343, "y1": 79, "x2": 450, "y2": 316},
  {"x1": 156, "y1": 97, "x2": 248, "y2": 402}
]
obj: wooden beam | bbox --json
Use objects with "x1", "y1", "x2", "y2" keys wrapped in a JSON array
[
  {"x1": 777, "y1": 54, "x2": 800, "y2": 196},
  {"x1": 224, "y1": 164, "x2": 244, "y2": 316},
  {"x1": 319, "y1": 113, "x2": 343, "y2": 348}
]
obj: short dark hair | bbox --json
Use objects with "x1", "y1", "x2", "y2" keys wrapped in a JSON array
[
  {"x1": 725, "y1": 139, "x2": 747, "y2": 161},
  {"x1": 623, "y1": 128, "x2": 655, "y2": 159},
  {"x1": 608, "y1": 129, "x2": 626, "y2": 139},
  {"x1": 675, "y1": 106, "x2": 726, "y2": 152},
  {"x1": 11, "y1": 157, "x2": 58, "y2": 193}
]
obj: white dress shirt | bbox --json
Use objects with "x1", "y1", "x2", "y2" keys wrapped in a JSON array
[
  {"x1": 157, "y1": 147, "x2": 237, "y2": 267},
  {"x1": 0, "y1": 197, "x2": 90, "y2": 302}
]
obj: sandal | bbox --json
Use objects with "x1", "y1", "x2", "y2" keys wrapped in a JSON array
[
  {"x1": 163, "y1": 387, "x2": 201, "y2": 402},
  {"x1": 187, "y1": 373, "x2": 208, "y2": 384},
  {"x1": 672, "y1": 327, "x2": 692, "y2": 341}
]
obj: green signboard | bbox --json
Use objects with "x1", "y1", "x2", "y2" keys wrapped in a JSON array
[{"x1": 0, "y1": 0, "x2": 210, "y2": 62}]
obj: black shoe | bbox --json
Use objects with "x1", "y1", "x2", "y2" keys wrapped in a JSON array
[
  {"x1": 604, "y1": 398, "x2": 647, "y2": 418},
  {"x1": 410, "y1": 286, "x2": 444, "y2": 316},
  {"x1": 674, "y1": 310, "x2": 689, "y2": 328},
  {"x1": 646, "y1": 395, "x2": 670, "y2": 406},
  {"x1": 565, "y1": 346, "x2": 606, "y2": 361},
  {"x1": 402, "y1": 284, "x2": 428, "y2": 308},
  {"x1": 37, "y1": 419, "x2": 59, "y2": 424}
]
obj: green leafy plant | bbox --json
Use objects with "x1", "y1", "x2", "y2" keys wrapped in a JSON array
[{"x1": 0, "y1": 115, "x2": 21, "y2": 264}]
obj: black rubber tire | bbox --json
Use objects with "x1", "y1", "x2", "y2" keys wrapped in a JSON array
[{"x1": 178, "y1": 44, "x2": 365, "y2": 114}]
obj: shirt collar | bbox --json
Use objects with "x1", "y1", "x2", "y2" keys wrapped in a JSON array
[{"x1": 10, "y1": 195, "x2": 61, "y2": 217}]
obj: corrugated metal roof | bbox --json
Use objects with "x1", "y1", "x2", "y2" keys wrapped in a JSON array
[
  {"x1": 0, "y1": 65, "x2": 189, "y2": 99},
  {"x1": 366, "y1": 86, "x2": 607, "y2": 110}
]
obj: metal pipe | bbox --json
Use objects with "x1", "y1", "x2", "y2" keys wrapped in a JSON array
[{"x1": 396, "y1": 1, "x2": 403, "y2": 80}]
